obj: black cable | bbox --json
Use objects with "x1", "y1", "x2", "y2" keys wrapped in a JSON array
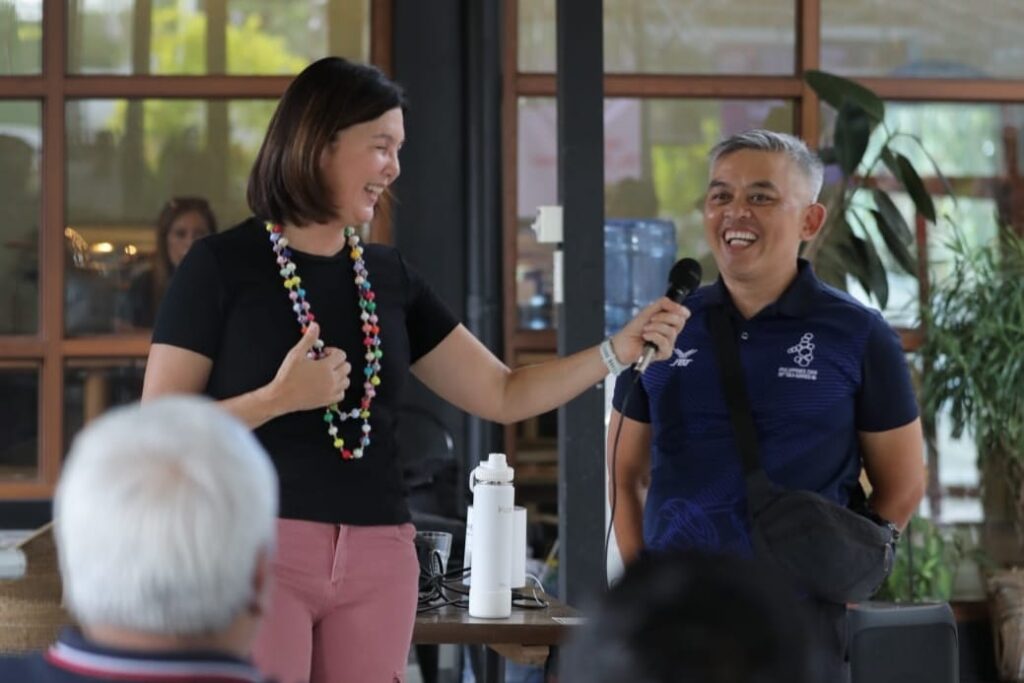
[
  {"x1": 416, "y1": 595, "x2": 466, "y2": 613},
  {"x1": 440, "y1": 580, "x2": 470, "y2": 597},
  {"x1": 441, "y1": 565, "x2": 472, "y2": 581},
  {"x1": 417, "y1": 567, "x2": 468, "y2": 611},
  {"x1": 604, "y1": 371, "x2": 640, "y2": 583},
  {"x1": 417, "y1": 556, "x2": 466, "y2": 606},
  {"x1": 417, "y1": 564, "x2": 550, "y2": 612}
]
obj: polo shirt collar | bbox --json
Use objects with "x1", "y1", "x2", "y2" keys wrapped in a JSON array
[
  {"x1": 704, "y1": 258, "x2": 822, "y2": 319},
  {"x1": 46, "y1": 628, "x2": 267, "y2": 682}
]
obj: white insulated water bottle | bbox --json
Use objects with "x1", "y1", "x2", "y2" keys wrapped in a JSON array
[{"x1": 468, "y1": 453, "x2": 515, "y2": 618}]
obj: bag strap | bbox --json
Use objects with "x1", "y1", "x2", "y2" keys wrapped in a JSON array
[
  {"x1": 706, "y1": 305, "x2": 777, "y2": 512},
  {"x1": 706, "y1": 306, "x2": 763, "y2": 476}
]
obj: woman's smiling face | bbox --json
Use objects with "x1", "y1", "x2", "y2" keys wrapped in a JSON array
[{"x1": 318, "y1": 107, "x2": 404, "y2": 227}]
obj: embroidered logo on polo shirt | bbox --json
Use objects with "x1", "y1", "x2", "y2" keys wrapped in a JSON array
[
  {"x1": 778, "y1": 332, "x2": 818, "y2": 380},
  {"x1": 671, "y1": 348, "x2": 698, "y2": 368}
]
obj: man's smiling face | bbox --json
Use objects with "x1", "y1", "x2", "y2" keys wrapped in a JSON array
[{"x1": 703, "y1": 149, "x2": 824, "y2": 286}]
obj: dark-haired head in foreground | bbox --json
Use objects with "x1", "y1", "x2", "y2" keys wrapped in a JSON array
[{"x1": 562, "y1": 551, "x2": 815, "y2": 683}]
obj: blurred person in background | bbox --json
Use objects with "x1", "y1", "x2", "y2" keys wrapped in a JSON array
[{"x1": 117, "y1": 196, "x2": 217, "y2": 329}]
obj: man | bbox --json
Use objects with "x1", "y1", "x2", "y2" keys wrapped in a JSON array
[
  {"x1": 608, "y1": 130, "x2": 925, "y2": 680},
  {"x1": 0, "y1": 397, "x2": 280, "y2": 682},
  {"x1": 563, "y1": 551, "x2": 814, "y2": 683}
]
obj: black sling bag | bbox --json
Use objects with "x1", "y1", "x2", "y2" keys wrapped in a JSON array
[{"x1": 707, "y1": 306, "x2": 896, "y2": 604}]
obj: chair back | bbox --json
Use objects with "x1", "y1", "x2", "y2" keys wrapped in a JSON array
[
  {"x1": 394, "y1": 405, "x2": 459, "y2": 517},
  {"x1": 0, "y1": 523, "x2": 71, "y2": 653},
  {"x1": 848, "y1": 601, "x2": 958, "y2": 683}
]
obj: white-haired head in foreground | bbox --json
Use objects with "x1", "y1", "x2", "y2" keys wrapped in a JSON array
[{"x1": 55, "y1": 396, "x2": 278, "y2": 636}]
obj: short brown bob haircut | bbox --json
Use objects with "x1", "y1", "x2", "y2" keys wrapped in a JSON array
[{"x1": 247, "y1": 57, "x2": 406, "y2": 226}]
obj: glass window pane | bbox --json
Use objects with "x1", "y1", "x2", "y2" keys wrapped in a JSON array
[
  {"x1": 0, "y1": 0, "x2": 42, "y2": 75},
  {"x1": 517, "y1": 0, "x2": 555, "y2": 72},
  {"x1": 906, "y1": 353, "x2": 982, "y2": 524},
  {"x1": 608, "y1": 99, "x2": 793, "y2": 334},
  {"x1": 822, "y1": 0, "x2": 1024, "y2": 79},
  {"x1": 64, "y1": 360, "x2": 146, "y2": 455},
  {"x1": 65, "y1": 98, "x2": 276, "y2": 335},
  {"x1": 519, "y1": 0, "x2": 795, "y2": 75},
  {"x1": 841, "y1": 192, "x2": 920, "y2": 328},
  {"x1": 0, "y1": 366, "x2": 38, "y2": 480},
  {"x1": 68, "y1": 0, "x2": 370, "y2": 75},
  {"x1": 818, "y1": 102, "x2": 1023, "y2": 326},
  {"x1": 516, "y1": 98, "x2": 558, "y2": 331},
  {"x1": 933, "y1": 404, "x2": 981, "y2": 523},
  {"x1": 0, "y1": 100, "x2": 40, "y2": 335},
  {"x1": 517, "y1": 97, "x2": 792, "y2": 332}
]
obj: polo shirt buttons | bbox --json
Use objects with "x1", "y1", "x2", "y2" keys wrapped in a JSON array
[{"x1": 740, "y1": 331, "x2": 750, "y2": 340}]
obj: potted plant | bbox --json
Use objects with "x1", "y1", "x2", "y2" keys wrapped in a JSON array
[
  {"x1": 802, "y1": 70, "x2": 947, "y2": 310},
  {"x1": 921, "y1": 226, "x2": 1024, "y2": 563},
  {"x1": 875, "y1": 515, "x2": 988, "y2": 603}
]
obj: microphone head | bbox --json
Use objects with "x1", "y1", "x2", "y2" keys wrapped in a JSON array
[{"x1": 667, "y1": 258, "x2": 703, "y2": 301}]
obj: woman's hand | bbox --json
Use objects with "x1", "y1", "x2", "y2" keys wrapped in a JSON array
[
  {"x1": 268, "y1": 323, "x2": 352, "y2": 413},
  {"x1": 610, "y1": 297, "x2": 690, "y2": 367}
]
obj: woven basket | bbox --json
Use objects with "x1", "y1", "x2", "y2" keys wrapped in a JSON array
[
  {"x1": 989, "y1": 568, "x2": 1024, "y2": 682},
  {"x1": 0, "y1": 523, "x2": 71, "y2": 653}
]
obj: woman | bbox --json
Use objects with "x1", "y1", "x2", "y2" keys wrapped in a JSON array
[
  {"x1": 121, "y1": 197, "x2": 217, "y2": 328},
  {"x1": 142, "y1": 57, "x2": 687, "y2": 683}
]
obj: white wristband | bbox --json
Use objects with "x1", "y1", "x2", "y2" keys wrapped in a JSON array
[{"x1": 599, "y1": 337, "x2": 630, "y2": 375}]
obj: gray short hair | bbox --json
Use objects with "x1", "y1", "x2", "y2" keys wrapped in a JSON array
[
  {"x1": 708, "y1": 130, "x2": 825, "y2": 201},
  {"x1": 55, "y1": 396, "x2": 278, "y2": 635}
]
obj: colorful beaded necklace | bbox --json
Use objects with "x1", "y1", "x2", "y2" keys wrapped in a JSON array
[{"x1": 267, "y1": 222, "x2": 382, "y2": 460}]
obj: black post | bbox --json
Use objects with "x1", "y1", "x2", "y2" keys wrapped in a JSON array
[
  {"x1": 391, "y1": 0, "x2": 469, "y2": 497},
  {"x1": 556, "y1": 0, "x2": 605, "y2": 606},
  {"x1": 464, "y1": 0, "x2": 505, "y2": 471}
]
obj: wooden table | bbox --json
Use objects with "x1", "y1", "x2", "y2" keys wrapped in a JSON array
[{"x1": 413, "y1": 594, "x2": 582, "y2": 683}]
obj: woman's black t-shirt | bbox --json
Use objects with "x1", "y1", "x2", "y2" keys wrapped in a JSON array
[{"x1": 153, "y1": 218, "x2": 459, "y2": 525}]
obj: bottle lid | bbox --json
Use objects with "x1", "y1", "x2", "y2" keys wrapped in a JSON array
[{"x1": 472, "y1": 452, "x2": 514, "y2": 484}]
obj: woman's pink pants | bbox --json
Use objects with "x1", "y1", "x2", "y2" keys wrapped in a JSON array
[{"x1": 252, "y1": 518, "x2": 419, "y2": 683}]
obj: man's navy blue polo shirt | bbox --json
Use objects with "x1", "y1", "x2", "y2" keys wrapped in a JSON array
[{"x1": 612, "y1": 259, "x2": 918, "y2": 557}]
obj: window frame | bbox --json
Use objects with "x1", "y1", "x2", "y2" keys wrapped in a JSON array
[{"x1": 0, "y1": 0, "x2": 393, "y2": 498}]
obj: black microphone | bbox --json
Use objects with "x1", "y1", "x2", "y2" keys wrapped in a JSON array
[{"x1": 635, "y1": 258, "x2": 703, "y2": 373}]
